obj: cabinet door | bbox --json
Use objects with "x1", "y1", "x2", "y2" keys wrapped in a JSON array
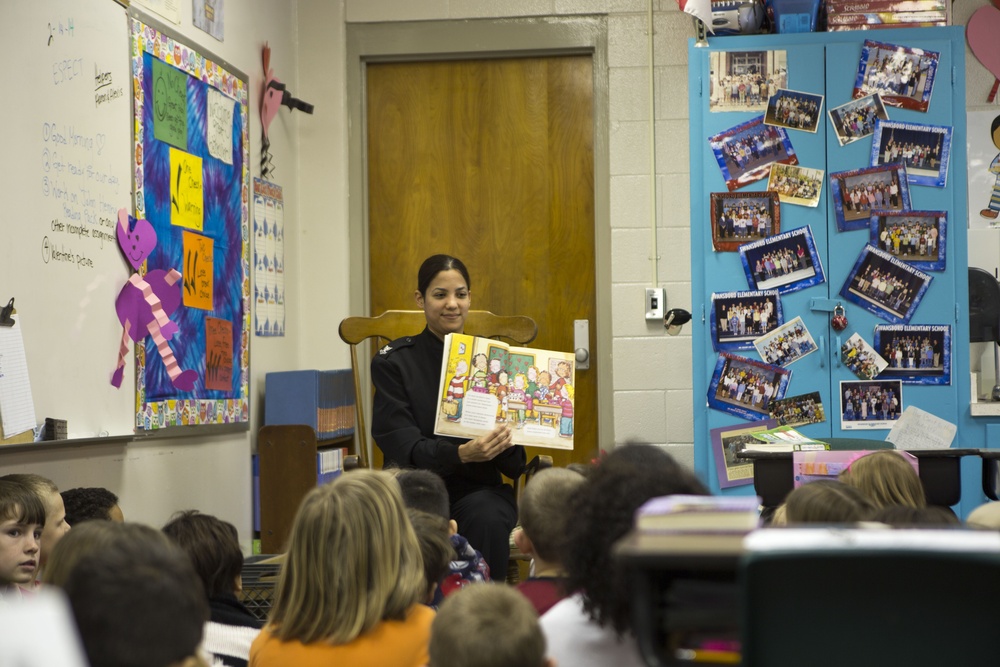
[
  {"x1": 689, "y1": 28, "x2": 968, "y2": 494},
  {"x1": 823, "y1": 32, "x2": 966, "y2": 440}
]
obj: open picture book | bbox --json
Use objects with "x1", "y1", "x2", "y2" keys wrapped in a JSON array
[{"x1": 433, "y1": 333, "x2": 576, "y2": 450}]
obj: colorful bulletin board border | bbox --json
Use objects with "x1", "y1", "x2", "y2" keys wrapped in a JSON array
[{"x1": 131, "y1": 13, "x2": 250, "y2": 430}]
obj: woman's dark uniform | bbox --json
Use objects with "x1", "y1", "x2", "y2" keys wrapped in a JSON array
[{"x1": 371, "y1": 327, "x2": 525, "y2": 577}]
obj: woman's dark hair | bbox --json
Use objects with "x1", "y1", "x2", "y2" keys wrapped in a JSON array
[
  {"x1": 61, "y1": 487, "x2": 119, "y2": 526},
  {"x1": 564, "y1": 443, "x2": 709, "y2": 637},
  {"x1": 162, "y1": 510, "x2": 244, "y2": 599},
  {"x1": 417, "y1": 254, "x2": 471, "y2": 296}
]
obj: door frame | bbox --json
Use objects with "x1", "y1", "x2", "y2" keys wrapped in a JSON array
[{"x1": 346, "y1": 17, "x2": 613, "y2": 463}]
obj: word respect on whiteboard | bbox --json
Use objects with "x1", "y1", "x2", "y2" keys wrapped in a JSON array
[{"x1": 52, "y1": 57, "x2": 84, "y2": 85}]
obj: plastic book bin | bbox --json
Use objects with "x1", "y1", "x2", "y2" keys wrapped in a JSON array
[{"x1": 768, "y1": 0, "x2": 821, "y2": 32}]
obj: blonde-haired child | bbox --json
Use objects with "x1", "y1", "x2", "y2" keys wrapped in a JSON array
[
  {"x1": 249, "y1": 469, "x2": 432, "y2": 667},
  {"x1": 839, "y1": 450, "x2": 926, "y2": 510}
]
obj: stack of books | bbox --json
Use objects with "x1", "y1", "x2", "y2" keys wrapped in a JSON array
[
  {"x1": 825, "y1": 0, "x2": 949, "y2": 30},
  {"x1": 741, "y1": 425, "x2": 830, "y2": 453},
  {"x1": 635, "y1": 494, "x2": 762, "y2": 534}
]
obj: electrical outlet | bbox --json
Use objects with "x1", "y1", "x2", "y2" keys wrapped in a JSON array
[{"x1": 645, "y1": 287, "x2": 665, "y2": 321}]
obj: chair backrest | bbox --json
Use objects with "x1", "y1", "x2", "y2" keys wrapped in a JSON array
[
  {"x1": 338, "y1": 310, "x2": 538, "y2": 466},
  {"x1": 740, "y1": 528, "x2": 1000, "y2": 667}
]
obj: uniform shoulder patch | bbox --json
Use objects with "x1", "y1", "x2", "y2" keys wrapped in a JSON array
[{"x1": 379, "y1": 336, "x2": 414, "y2": 356}]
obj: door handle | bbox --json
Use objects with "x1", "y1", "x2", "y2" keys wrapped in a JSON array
[{"x1": 574, "y1": 319, "x2": 590, "y2": 370}]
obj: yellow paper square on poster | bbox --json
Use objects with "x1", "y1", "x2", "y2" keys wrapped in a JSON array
[
  {"x1": 183, "y1": 231, "x2": 214, "y2": 310},
  {"x1": 170, "y1": 147, "x2": 204, "y2": 231}
]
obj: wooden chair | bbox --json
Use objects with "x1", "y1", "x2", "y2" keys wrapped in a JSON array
[{"x1": 338, "y1": 309, "x2": 538, "y2": 468}]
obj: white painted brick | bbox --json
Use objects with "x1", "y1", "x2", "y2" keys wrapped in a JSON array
[
  {"x1": 610, "y1": 120, "x2": 652, "y2": 176},
  {"x1": 658, "y1": 65, "x2": 689, "y2": 120},
  {"x1": 611, "y1": 228, "x2": 657, "y2": 283},
  {"x1": 608, "y1": 13, "x2": 649, "y2": 68},
  {"x1": 613, "y1": 390, "x2": 669, "y2": 442},
  {"x1": 659, "y1": 172, "x2": 691, "y2": 228},
  {"x1": 609, "y1": 66, "x2": 650, "y2": 122},
  {"x1": 655, "y1": 119, "x2": 691, "y2": 175},
  {"x1": 663, "y1": 389, "x2": 694, "y2": 443},
  {"x1": 610, "y1": 175, "x2": 652, "y2": 229},
  {"x1": 654, "y1": 9, "x2": 696, "y2": 64},
  {"x1": 611, "y1": 283, "x2": 660, "y2": 337},
  {"x1": 658, "y1": 226, "x2": 691, "y2": 282},
  {"x1": 613, "y1": 336, "x2": 692, "y2": 390}
]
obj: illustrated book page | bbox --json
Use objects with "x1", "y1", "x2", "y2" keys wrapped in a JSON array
[{"x1": 433, "y1": 333, "x2": 575, "y2": 450}]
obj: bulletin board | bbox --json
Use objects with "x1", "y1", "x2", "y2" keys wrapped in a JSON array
[{"x1": 130, "y1": 12, "x2": 250, "y2": 430}]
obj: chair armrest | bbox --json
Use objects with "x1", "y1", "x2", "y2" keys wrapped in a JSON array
[{"x1": 344, "y1": 454, "x2": 363, "y2": 471}]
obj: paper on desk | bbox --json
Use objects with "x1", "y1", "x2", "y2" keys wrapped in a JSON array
[
  {"x1": 885, "y1": 405, "x2": 956, "y2": 450},
  {"x1": 0, "y1": 315, "x2": 37, "y2": 437}
]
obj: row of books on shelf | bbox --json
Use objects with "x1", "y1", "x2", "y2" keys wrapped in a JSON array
[
  {"x1": 264, "y1": 369, "x2": 356, "y2": 440},
  {"x1": 825, "y1": 0, "x2": 949, "y2": 30}
]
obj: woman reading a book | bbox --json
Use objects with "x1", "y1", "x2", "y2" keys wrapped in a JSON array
[{"x1": 370, "y1": 254, "x2": 525, "y2": 577}]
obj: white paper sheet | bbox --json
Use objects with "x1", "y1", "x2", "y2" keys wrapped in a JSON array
[
  {"x1": 885, "y1": 405, "x2": 957, "y2": 450},
  {"x1": 0, "y1": 315, "x2": 36, "y2": 436}
]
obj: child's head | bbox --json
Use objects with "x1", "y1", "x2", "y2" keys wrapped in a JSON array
[
  {"x1": 0, "y1": 473, "x2": 69, "y2": 569},
  {"x1": 162, "y1": 510, "x2": 244, "y2": 598},
  {"x1": 396, "y1": 469, "x2": 457, "y2": 534},
  {"x1": 429, "y1": 584, "x2": 551, "y2": 667},
  {"x1": 565, "y1": 443, "x2": 708, "y2": 637},
  {"x1": 269, "y1": 469, "x2": 424, "y2": 644},
  {"x1": 406, "y1": 508, "x2": 454, "y2": 604},
  {"x1": 61, "y1": 522, "x2": 208, "y2": 667},
  {"x1": 42, "y1": 519, "x2": 122, "y2": 588},
  {"x1": 0, "y1": 478, "x2": 45, "y2": 587},
  {"x1": 839, "y1": 450, "x2": 926, "y2": 510},
  {"x1": 783, "y1": 480, "x2": 875, "y2": 524},
  {"x1": 515, "y1": 468, "x2": 585, "y2": 566},
  {"x1": 61, "y1": 487, "x2": 124, "y2": 525}
]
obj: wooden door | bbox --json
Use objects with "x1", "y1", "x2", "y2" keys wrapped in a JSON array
[{"x1": 365, "y1": 55, "x2": 597, "y2": 468}]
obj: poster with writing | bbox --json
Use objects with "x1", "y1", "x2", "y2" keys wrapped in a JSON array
[
  {"x1": 169, "y1": 148, "x2": 204, "y2": 231},
  {"x1": 182, "y1": 231, "x2": 213, "y2": 310},
  {"x1": 152, "y1": 58, "x2": 188, "y2": 150},
  {"x1": 253, "y1": 178, "x2": 285, "y2": 336},
  {"x1": 207, "y1": 88, "x2": 234, "y2": 165},
  {"x1": 205, "y1": 317, "x2": 233, "y2": 391}
]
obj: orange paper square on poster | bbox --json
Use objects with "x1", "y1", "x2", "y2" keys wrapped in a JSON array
[
  {"x1": 183, "y1": 231, "x2": 214, "y2": 310},
  {"x1": 205, "y1": 317, "x2": 233, "y2": 392}
]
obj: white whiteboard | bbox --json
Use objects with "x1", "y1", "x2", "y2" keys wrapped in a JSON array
[{"x1": 0, "y1": 0, "x2": 134, "y2": 438}]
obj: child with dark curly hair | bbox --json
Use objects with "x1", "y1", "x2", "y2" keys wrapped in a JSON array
[
  {"x1": 539, "y1": 444, "x2": 708, "y2": 666},
  {"x1": 60, "y1": 487, "x2": 124, "y2": 526}
]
